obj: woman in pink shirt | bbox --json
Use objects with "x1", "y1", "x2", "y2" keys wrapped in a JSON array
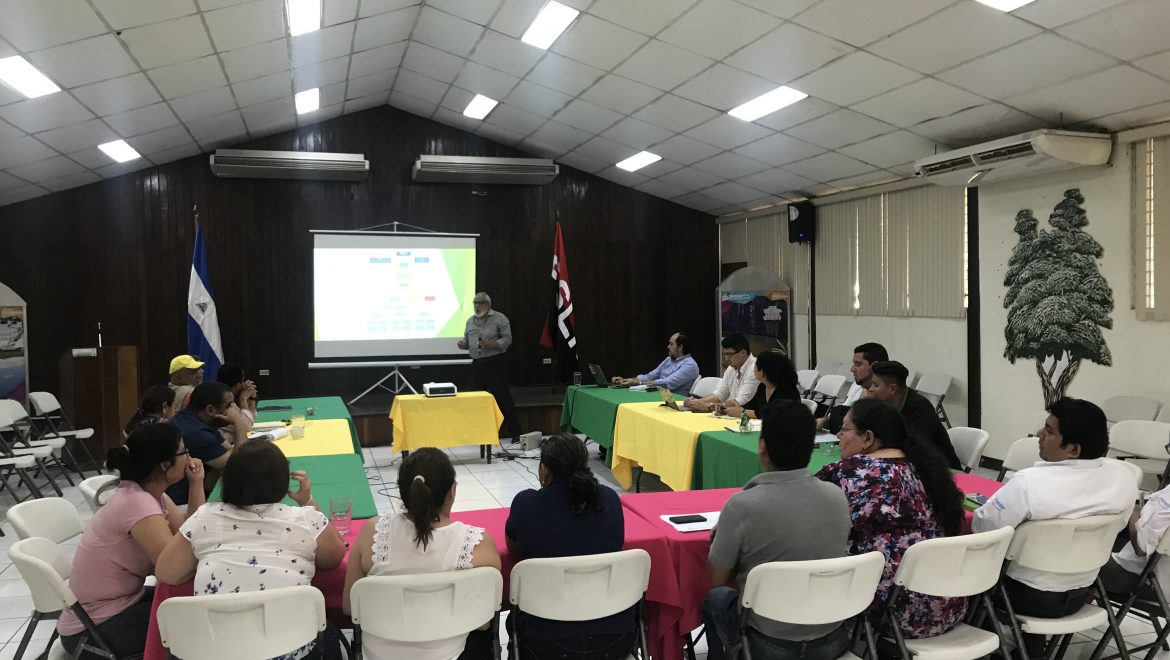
[{"x1": 59, "y1": 422, "x2": 205, "y2": 658}]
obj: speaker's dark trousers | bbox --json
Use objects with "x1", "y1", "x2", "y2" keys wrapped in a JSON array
[{"x1": 469, "y1": 353, "x2": 522, "y2": 440}]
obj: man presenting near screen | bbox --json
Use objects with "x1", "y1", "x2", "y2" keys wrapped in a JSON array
[{"x1": 458, "y1": 292, "x2": 522, "y2": 443}]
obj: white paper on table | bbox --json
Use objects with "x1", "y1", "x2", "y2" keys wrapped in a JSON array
[
  {"x1": 252, "y1": 422, "x2": 286, "y2": 431},
  {"x1": 814, "y1": 432, "x2": 838, "y2": 444},
  {"x1": 659, "y1": 511, "x2": 721, "y2": 533},
  {"x1": 248, "y1": 427, "x2": 290, "y2": 441}
]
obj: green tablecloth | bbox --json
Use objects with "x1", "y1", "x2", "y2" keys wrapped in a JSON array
[
  {"x1": 256, "y1": 396, "x2": 360, "y2": 453},
  {"x1": 209, "y1": 453, "x2": 377, "y2": 519},
  {"x1": 558, "y1": 385, "x2": 683, "y2": 449},
  {"x1": 692, "y1": 430, "x2": 841, "y2": 489}
]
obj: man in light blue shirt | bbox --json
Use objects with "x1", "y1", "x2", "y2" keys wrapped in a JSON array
[{"x1": 612, "y1": 332, "x2": 700, "y2": 395}]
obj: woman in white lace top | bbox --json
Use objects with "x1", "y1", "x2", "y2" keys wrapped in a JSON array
[{"x1": 343, "y1": 447, "x2": 502, "y2": 660}]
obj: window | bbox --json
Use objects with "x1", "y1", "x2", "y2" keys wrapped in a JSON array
[{"x1": 1133, "y1": 137, "x2": 1170, "y2": 320}]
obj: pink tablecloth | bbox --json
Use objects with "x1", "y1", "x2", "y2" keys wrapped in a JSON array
[{"x1": 143, "y1": 519, "x2": 369, "y2": 660}]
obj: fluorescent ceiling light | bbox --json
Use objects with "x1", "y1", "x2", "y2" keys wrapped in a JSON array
[
  {"x1": 462, "y1": 94, "x2": 499, "y2": 120},
  {"x1": 295, "y1": 87, "x2": 319, "y2": 114},
  {"x1": 616, "y1": 151, "x2": 661, "y2": 172},
  {"x1": 974, "y1": 0, "x2": 1037, "y2": 10},
  {"x1": 0, "y1": 56, "x2": 60, "y2": 99},
  {"x1": 286, "y1": 0, "x2": 321, "y2": 36},
  {"x1": 521, "y1": 1, "x2": 579, "y2": 49},
  {"x1": 97, "y1": 140, "x2": 141, "y2": 163},
  {"x1": 728, "y1": 86, "x2": 808, "y2": 122}
]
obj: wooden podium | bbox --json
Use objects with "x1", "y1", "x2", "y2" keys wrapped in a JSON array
[{"x1": 59, "y1": 346, "x2": 140, "y2": 466}]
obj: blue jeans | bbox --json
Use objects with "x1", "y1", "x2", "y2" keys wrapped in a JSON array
[{"x1": 703, "y1": 587, "x2": 849, "y2": 660}]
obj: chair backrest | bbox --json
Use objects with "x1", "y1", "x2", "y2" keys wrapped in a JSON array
[
  {"x1": 510, "y1": 549, "x2": 649, "y2": 621},
  {"x1": 1158, "y1": 406, "x2": 1170, "y2": 424},
  {"x1": 350, "y1": 567, "x2": 502, "y2": 643},
  {"x1": 816, "y1": 362, "x2": 841, "y2": 379},
  {"x1": 800, "y1": 398, "x2": 817, "y2": 415},
  {"x1": 1110, "y1": 420, "x2": 1170, "y2": 459},
  {"x1": 1000, "y1": 437, "x2": 1042, "y2": 478},
  {"x1": 0, "y1": 398, "x2": 29, "y2": 426},
  {"x1": 836, "y1": 363, "x2": 854, "y2": 378},
  {"x1": 79, "y1": 475, "x2": 119, "y2": 512},
  {"x1": 157, "y1": 585, "x2": 326, "y2": 660},
  {"x1": 741, "y1": 552, "x2": 884, "y2": 626},
  {"x1": 1108, "y1": 458, "x2": 1146, "y2": 490},
  {"x1": 1104, "y1": 395, "x2": 1162, "y2": 424},
  {"x1": 27, "y1": 392, "x2": 62, "y2": 416},
  {"x1": 8, "y1": 537, "x2": 76, "y2": 614},
  {"x1": 814, "y1": 374, "x2": 846, "y2": 399},
  {"x1": 1006, "y1": 514, "x2": 1127, "y2": 574},
  {"x1": 948, "y1": 426, "x2": 991, "y2": 471},
  {"x1": 8, "y1": 497, "x2": 84, "y2": 543},
  {"x1": 893, "y1": 526, "x2": 1014, "y2": 597},
  {"x1": 691, "y1": 377, "x2": 722, "y2": 399},
  {"x1": 905, "y1": 369, "x2": 921, "y2": 389},
  {"x1": 797, "y1": 370, "x2": 819, "y2": 393},
  {"x1": 914, "y1": 372, "x2": 952, "y2": 400}
]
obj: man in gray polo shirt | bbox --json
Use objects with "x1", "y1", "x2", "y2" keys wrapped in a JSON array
[
  {"x1": 457, "y1": 291, "x2": 521, "y2": 441},
  {"x1": 705, "y1": 399, "x2": 852, "y2": 660}
]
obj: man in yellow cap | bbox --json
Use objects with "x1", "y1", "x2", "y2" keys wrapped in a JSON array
[{"x1": 169, "y1": 355, "x2": 204, "y2": 411}]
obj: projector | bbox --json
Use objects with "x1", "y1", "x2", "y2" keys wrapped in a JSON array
[{"x1": 423, "y1": 382, "x2": 458, "y2": 397}]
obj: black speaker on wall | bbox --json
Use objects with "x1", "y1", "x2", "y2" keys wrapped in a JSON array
[{"x1": 787, "y1": 201, "x2": 816, "y2": 243}]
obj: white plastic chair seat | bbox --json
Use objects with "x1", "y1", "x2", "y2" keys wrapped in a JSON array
[
  {"x1": 0, "y1": 455, "x2": 35, "y2": 468},
  {"x1": 28, "y1": 437, "x2": 66, "y2": 450},
  {"x1": 840, "y1": 653, "x2": 863, "y2": 660},
  {"x1": 79, "y1": 475, "x2": 118, "y2": 512},
  {"x1": 691, "y1": 377, "x2": 721, "y2": 399},
  {"x1": 1125, "y1": 457, "x2": 1166, "y2": 476},
  {"x1": 43, "y1": 429, "x2": 93, "y2": 440},
  {"x1": 800, "y1": 398, "x2": 817, "y2": 415},
  {"x1": 10, "y1": 445, "x2": 51, "y2": 458},
  {"x1": 901, "y1": 624, "x2": 1001, "y2": 660},
  {"x1": 1016, "y1": 604, "x2": 1107, "y2": 635}
]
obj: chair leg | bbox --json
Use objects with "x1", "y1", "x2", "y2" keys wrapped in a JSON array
[
  {"x1": 683, "y1": 632, "x2": 697, "y2": 660},
  {"x1": 34, "y1": 459, "x2": 63, "y2": 496},
  {"x1": 15, "y1": 467, "x2": 45, "y2": 499},
  {"x1": 1050, "y1": 634, "x2": 1073, "y2": 660},
  {"x1": 998, "y1": 583, "x2": 1031, "y2": 660},
  {"x1": 13, "y1": 610, "x2": 43, "y2": 660},
  {"x1": 1098, "y1": 580, "x2": 1132, "y2": 660},
  {"x1": 981, "y1": 593, "x2": 1015, "y2": 660}
]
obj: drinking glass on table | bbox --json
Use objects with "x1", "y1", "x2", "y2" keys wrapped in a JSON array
[{"x1": 329, "y1": 498, "x2": 353, "y2": 536}]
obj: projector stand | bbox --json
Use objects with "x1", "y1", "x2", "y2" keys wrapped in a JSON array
[{"x1": 349, "y1": 367, "x2": 417, "y2": 405}]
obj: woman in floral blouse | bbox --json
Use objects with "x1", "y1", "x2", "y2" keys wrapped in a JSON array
[{"x1": 816, "y1": 398, "x2": 967, "y2": 639}]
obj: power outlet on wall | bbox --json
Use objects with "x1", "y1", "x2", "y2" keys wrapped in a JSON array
[
  {"x1": 258, "y1": 369, "x2": 270, "y2": 376},
  {"x1": 542, "y1": 358, "x2": 552, "y2": 365}
]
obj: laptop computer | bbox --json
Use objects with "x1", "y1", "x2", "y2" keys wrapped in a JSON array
[
  {"x1": 659, "y1": 387, "x2": 684, "y2": 410},
  {"x1": 588, "y1": 363, "x2": 628, "y2": 388}
]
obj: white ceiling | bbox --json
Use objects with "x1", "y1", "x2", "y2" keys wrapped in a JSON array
[{"x1": 1, "y1": 0, "x2": 1170, "y2": 213}]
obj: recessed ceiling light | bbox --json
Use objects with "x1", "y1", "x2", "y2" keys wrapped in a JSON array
[
  {"x1": 462, "y1": 94, "x2": 499, "y2": 120},
  {"x1": 295, "y1": 88, "x2": 320, "y2": 114},
  {"x1": 0, "y1": 56, "x2": 60, "y2": 99},
  {"x1": 974, "y1": 0, "x2": 1037, "y2": 11},
  {"x1": 521, "y1": 1, "x2": 579, "y2": 49},
  {"x1": 97, "y1": 140, "x2": 141, "y2": 163},
  {"x1": 286, "y1": 0, "x2": 321, "y2": 36},
  {"x1": 616, "y1": 151, "x2": 662, "y2": 173},
  {"x1": 728, "y1": 86, "x2": 808, "y2": 122}
]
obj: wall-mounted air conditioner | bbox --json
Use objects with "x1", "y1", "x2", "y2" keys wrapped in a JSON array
[
  {"x1": 412, "y1": 155, "x2": 559, "y2": 184},
  {"x1": 209, "y1": 149, "x2": 369, "y2": 181},
  {"x1": 914, "y1": 129, "x2": 1112, "y2": 186}
]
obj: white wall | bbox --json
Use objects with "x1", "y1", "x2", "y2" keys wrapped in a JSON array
[{"x1": 979, "y1": 142, "x2": 1170, "y2": 458}]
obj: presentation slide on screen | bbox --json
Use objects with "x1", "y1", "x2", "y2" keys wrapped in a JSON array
[{"x1": 312, "y1": 232, "x2": 476, "y2": 358}]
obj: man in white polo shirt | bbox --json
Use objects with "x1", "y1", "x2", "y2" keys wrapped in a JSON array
[{"x1": 684, "y1": 334, "x2": 758, "y2": 412}]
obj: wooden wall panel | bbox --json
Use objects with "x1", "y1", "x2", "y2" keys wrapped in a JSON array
[{"x1": 0, "y1": 106, "x2": 719, "y2": 399}]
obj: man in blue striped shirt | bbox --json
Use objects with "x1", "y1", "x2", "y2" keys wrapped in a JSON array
[{"x1": 612, "y1": 332, "x2": 700, "y2": 395}]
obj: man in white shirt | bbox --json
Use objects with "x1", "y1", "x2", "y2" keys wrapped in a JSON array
[
  {"x1": 1101, "y1": 486, "x2": 1170, "y2": 599},
  {"x1": 684, "y1": 334, "x2": 759, "y2": 412},
  {"x1": 817, "y1": 342, "x2": 887, "y2": 431},
  {"x1": 972, "y1": 398, "x2": 1137, "y2": 623}
]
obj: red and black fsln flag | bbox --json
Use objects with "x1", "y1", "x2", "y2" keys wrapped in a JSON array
[{"x1": 540, "y1": 221, "x2": 579, "y2": 381}]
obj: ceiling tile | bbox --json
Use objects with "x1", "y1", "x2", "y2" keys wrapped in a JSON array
[
  {"x1": 125, "y1": 124, "x2": 193, "y2": 154},
  {"x1": 635, "y1": 178, "x2": 690, "y2": 200},
  {"x1": 0, "y1": 185, "x2": 48, "y2": 206},
  {"x1": 580, "y1": 75, "x2": 661, "y2": 115},
  {"x1": 41, "y1": 170, "x2": 101, "y2": 192},
  {"x1": 0, "y1": 83, "x2": 23, "y2": 108},
  {"x1": 1012, "y1": 0, "x2": 1128, "y2": 29},
  {"x1": 293, "y1": 56, "x2": 350, "y2": 89},
  {"x1": 0, "y1": 94, "x2": 94, "y2": 133},
  {"x1": 120, "y1": 15, "x2": 215, "y2": 69},
  {"x1": 171, "y1": 87, "x2": 238, "y2": 122},
  {"x1": 102, "y1": 102, "x2": 181, "y2": 136},
  {"x1": 741, "y1": 168, "x2": 817, "y2": 194},
  {"x1": 827, "y1": 170, "x2": 900, "y2": 191},
  {"x1": 525, "y1": 53, "x2": 605, "y2": 96},
  {"x1": 351, "y1": 43, "x2": 408, "y2": 79},
  {"x1": 853, "y1": 79, "x2": 986, "y2": 129},
  {"x1": 550, "y1": 99, "x2": 623, "y2": 134},
  {"x1": 658, "y1": 0, "x2": 781, "y2": 60},
  {"x1": 573, "y1": 135, "x2": 634, "y2": 164},
  {"x1": 196, "y1": 0, "x2": 259, "y2": 10},
  {"x1": 557, "y1": 150, "x2": 609, "y2": 173},
  {"x1": 290, "y1": 22, "x2": 355, "y2": 67},
  {"x1": 596, "y1": 166, "x2": 649, "y2": 188},
  {"x1": 232, "y1": 71, "x2": 293, "y2": 106},
  {"x1": 838, "y1": 130, "x2": 944, "y2": 169},
  {"x1": 784, "y1": 152, "x2": 883, "y2": 182},
  {"x1": 615, "y1": 40, "x2": 715, "y2": 92},
  {"x1": 869, "y1": 2, "x2": 1041, "y2": 75},
  {"x1": 240, "y1": 96, "x2": 295, "y2": 129},
  {"x1": 357, "y1": 0, "x2": 420, "y2": 18},
  {"x1": 469, "y1": 30, "x2": 544, "y2": 78},
  {"x1": 0, "y1": 172, "x2": 30, "y2": 193},
  {"x1": 520, "y1": 137, "x2": 565, "y2": 159},
  {"x1": 529, "y1": 120, "x2": 593, "y2": 152},
  {"x1": 732, "y1": 133, "x2": 825, "y2": 167},
  {"x1": 601, "y1": 117, "x2": 673, "y2": 150},
  {"x1": 432, "y1": 104, "x2": 487, "y2": 131},
  {"x1": 504, "y1": 81, "x2": 573, "y2": 118},
  {"x1": 220, "y1": 39, "x2": 290, "y2": 84},
  {"x1": 791, "y1": 52, "x2": 921, "y2": 106},
  {"x1": 551, "y1": 15, "x2": 648, "y2": 70},
  {"x1": 1005, "y1": 65, "x2": 1170, "y2": 124},
  {"x1": 685, "y1": 115, "x2": 772, "y2": 150},
  {"x1": 453, "y1": 62, "x2": 520, "y2": 99},
  {"x1": 205, "y1": 0, "x2": 284, "y2": 51},
  {"x1": 793, "y1": 0, "x2": 951, "y2": 48},
  {"x1": 1091, "y1": 100, "x2": 1170, "y2": 132},
  {"x1": 726, "y1": 23, "x2": 852, "y2": 85},
  {"x1": 753, "y1": 97, "x2": 838, "y2": 132},
  {"x1": 910, "y1": 102, "x2": 1044, "y2": 146},
  {"x1": 587, "y1": 0, "x2": 697, "y2": 36},
  {"x1": 93, "y1": 0, "x2": 198, "y2": 29},
  {"x1": 68, "y1": 146, "x2": 118, "y2": 169},
  {"x1": 187, "y1": 109, "x2": 248, "y2": 144},
  {"x1": 936, "y1": 34, "x2": 1117, "y2": 101},
  {"x1": 438, "y1": 85, "x2": 476, "y2": 113},
  {"x1": 150, "y1": 142, "x2": 202, "y2": 165},
  {"x1": 691, "y1": 151, "x2": 770, "y2": 179},
  {"x1": 785, "y1": 109, "x2": 897, "y2": 149},
  {"x1": 323, "y1": 0, "x2": 360, "y2": 26},
  {"x1": 354, "y1": 6, "x2": 418, "y2": 51},
  {"x1": 427, "y1": 0, "x2": 502, "y2": 26},
  {"x1": 73, "y1": 74, "x2": 162, "y2": 116},
  {"x1": 0, "y1": 137, "x2": 56, "y2": 169},
  {"x1": 632, "y1": 95, "x2": 720, "y2": 134},
  {"x1": 659, "y1": 166, "x2": 726, "y2": 190},
  {"x1": 672, "y1": 191, "x2": 724, "y2": 212},
  {"x1": 297, "y1": 102, "x2": 343, "y2": 127},
  {"x1": 95, "y1": 157, "x2": 155, "y2": 179},
  {"x1": 484, "y1": 103, "x2": 545, "y2": 135},
  {"x1": 8, "y1": 155, "x2": 85, "y2": 183},
  {"x1": 1135, "y1": 52, "x2": 1170, "y2": 83},
  {"x1": 651, "y1": 134, "x2": 723, "y2": 165},
  {"x1": 673, "y1": 64, "x2": 775, "y2": 111},
  {"x1": 149, "y1": 56, "x2": 229, "y2": 99},
  {"x1": 0, "y1": 119, "x2": 23, "y2": 142},
  {"x1": 413, "y1": 6, "x2": 485, "y2": 57},
  {"x1": 488, "y1": 0, "x2": 545, "y2": 39},
  {"x1": 394, "y1": 69, "x2": 450, "y2": 104},
  {"x1": 347, "y1": 70, "x2": 396, "y2": 100},
  {"x1": 701, "y1": 180, "x2": 762, "y2": 204},
  {"x1": 474, "y1": 121, "x2": 525, "y2": 144},
  {"x1": 0, "y1": 0, "x2": 105, "y2": 51},
  {"x1": 345, "y1": 92, "x2": 391, "y2": 114},
  {"x1": 404, "y1": 41, "x2": 468, "y2": 83},
  {"x1": 318, "y1": 80, "x2": 347, "y2": 107},
  {"x1": 33, "y1": 119, "x2": 118, "y2": 153},
  {"x1": 28, "y1": 35, "x2": 140, "y2": 88},
  {"x1": 1057, "y1": 0, "x2": 1170, "y2": 61}
]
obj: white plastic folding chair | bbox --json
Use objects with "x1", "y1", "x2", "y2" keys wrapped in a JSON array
[
  {"x1": 27, "y1": 392, "x2": 98, "y2": 478},
  {"x1": 79, "y1": 475, "x2": 119, "y2": 513},
  {"x1": 349, "y1": 567, "x2": 503, "y2": 660},
  {"x1": 1091, "y1": 525, "x2": 1170, "y2": 660},
  {"x1": 999, "y1": 515, "x2": 1130, "y2": 660},
  {"x1": 906, "y1": 369, "x2": 921, "y2": 390},
  {"x1": 158, "y1": 585, "x2": 326, "y2": 660},
  {"x1": 8, "y1": 537, "x2": 119, "y2": 660},
  {"x1": 1158, "y1": 406, "x2": 1170, "y2": 424},
  {"x1": 997, "y1": 437, "x2": 1043, "y2": 482},
  {"x1": 797, "y1": 370, "x2": 819, "y2": 396},
  {"x1": 800, "y1": 398, "x2": 818, "y2": 416},
  {"x1": 691, "y1": 377, "x2": 722, "y2": 399},
  {"x1": 739, "y1": 552, "x2": 885, "y2": 660},
  {"x1": 882, "y1": 527, "x2": 1016, "y2": 660},
  {"x1": 0, "y1": 400, "x2": 71, "y2": 493},
  {"x1": 1106, "y1": 458, "x2": 1147, "y2": 492},
  {"x1": 817, "y1": 362, "x2": 841, "y2": 380},
  {"x1": 948, "y1": 427, "x2": 991, "y2": 473},
  {"x1": 914, "y1": 373, "x2": 953, "y2": 428},
  {"x1": 1104, "y1": 396, "x2": 1162, "y2": 425},
  {"x1": 811, "y1": 375, "x2": 846, "y2": 408},
  {"x1": 1110, "y1": 421, "x2": 1170, "y2": 489},
  {"x1": 510, "y1": 550, "x2": 650, "y2": 660},
  {"x1": 7, "y1": 497, "x2": 83, "y2": 543}
]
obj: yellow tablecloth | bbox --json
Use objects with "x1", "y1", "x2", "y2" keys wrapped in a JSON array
[
  {"x1": 389, "y1": 391, "x2": 503, "y2": 453},
  {"x1": 610, "y1": 402, "x2": 731, "y2": 491},
  {"x1": 271, "y1": 418, "x2": 355, "y2": 458}
]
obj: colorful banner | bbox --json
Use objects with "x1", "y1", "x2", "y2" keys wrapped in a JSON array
[
  {"x1": 719, "y1": 290, "x2": 790, "y2": 357},
  {"x1": 0, "y1": 305, "x2": 27, "y2": 403}
]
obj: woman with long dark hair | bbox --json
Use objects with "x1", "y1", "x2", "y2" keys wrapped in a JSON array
[
  {"x1": 723, "y1": 351, "x2": 800, "y2": 419},
  {"x1": 504, "y1": 434, "x2": 632, "y2": 659},
  {"x1": 342, "y1": 447, "x2": 501, "y2": 660},
  {"x1": 816, "y1": 398, "x2": 967, "y2": 639},
  {"x1": 123, "y1": 385, "x2": 176, "y2": 436}
]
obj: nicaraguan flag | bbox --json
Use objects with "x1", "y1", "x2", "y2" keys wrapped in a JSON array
[{"x1": 187, "y1": 223, "x2": 223, "y2": 381}]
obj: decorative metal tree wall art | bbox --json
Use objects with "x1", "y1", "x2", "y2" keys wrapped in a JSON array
[{"x1": 1003, "y1": 188, "x2": 1113, "y2": 406}]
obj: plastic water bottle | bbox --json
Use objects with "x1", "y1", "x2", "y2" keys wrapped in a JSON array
[{"x1": 739, "y1": 412, "x2": 750, "y2": 433}]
